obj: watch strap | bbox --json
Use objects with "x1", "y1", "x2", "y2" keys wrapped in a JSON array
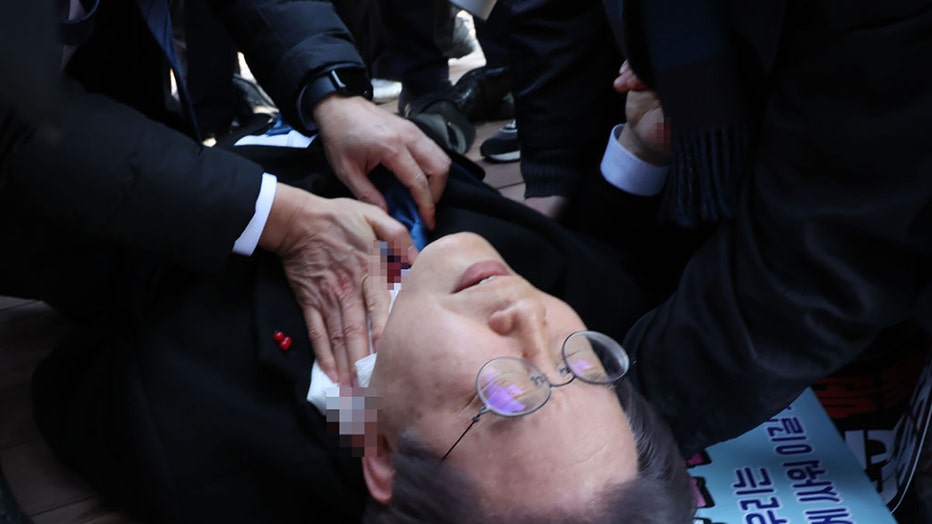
[{"x1": 300, "y1": 67, "x2": 373, "y2": 114}]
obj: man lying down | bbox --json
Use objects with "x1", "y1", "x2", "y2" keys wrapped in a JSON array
[{"x1": 31, "y1": 151, "x2": 694, "y2": 523}]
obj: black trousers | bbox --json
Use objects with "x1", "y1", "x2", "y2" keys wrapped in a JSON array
[
  {"x1": 376, "y1": 0, "x2": 624, "y2": 200},
  {"x1": 506, "y1": 0, "x2": 625, "y2": 199}
]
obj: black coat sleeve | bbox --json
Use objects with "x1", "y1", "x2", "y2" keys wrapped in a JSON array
[
  {"x1": 623, "y1": 1, "x2": 932, "y2": 455},
  {"x1": 208, "y1": 0, "x2": 367, "y2": 134},
  {"x1": 0, "y1": 83, "x2": 263, "y2": 271}
]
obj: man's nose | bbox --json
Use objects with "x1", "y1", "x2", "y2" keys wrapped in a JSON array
[{"x1": 488, "y1": 298, "x2": 554, "y2": 364}]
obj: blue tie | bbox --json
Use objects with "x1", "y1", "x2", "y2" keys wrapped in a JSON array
[
  {"x1": 373, "y1": 171, "x2": 429, "y2": 250},
  {"x1": 134, "y1": 0, "x2": 201, "y2": 140}
]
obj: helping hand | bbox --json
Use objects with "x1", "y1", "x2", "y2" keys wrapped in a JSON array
[
  {"x1": 260, "y1": 183, "x2": 417, "y2": 385},
  {"x1": 313, "y1": 95, "x2": 451, "y2": 230},
  {"x1": 614, "y1": 61, "x2": 671, "y2": 165}
]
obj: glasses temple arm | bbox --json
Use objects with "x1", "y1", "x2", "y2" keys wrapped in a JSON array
[{"x1": 441, "y1": 407, "x2": 488, "y2": 461}]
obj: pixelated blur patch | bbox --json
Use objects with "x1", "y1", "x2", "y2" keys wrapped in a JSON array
[
  {"x1": 378, "y1": 240, "x2": 409, "y2": 285},
  {"x1": 326, "y1": 385, "x2": 382, "y2": 457}
]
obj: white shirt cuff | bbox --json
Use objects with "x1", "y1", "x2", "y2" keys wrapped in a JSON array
[
  {"x1": 600, "y1": 124, "x2": 670, "y2": 197},
  {"x1": 233, "y1": 173, "x2": 277, "y2": 255}
]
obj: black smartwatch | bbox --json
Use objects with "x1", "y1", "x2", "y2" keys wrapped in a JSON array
[{"x1": 300, "y1": 67, "x2": 373, "y2": 114}]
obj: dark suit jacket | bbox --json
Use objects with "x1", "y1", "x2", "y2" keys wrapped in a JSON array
[
  {"x1": 614, "y1": 0, "x2": 932, "y2": 454},
  {"x1": 29, "y1": 150, "x2": 655, "y2": 523},
  {"x1": 0, "y1": 0, "x2": 367, "y2": 275},
  {"x1": 0, "y1": 0, "x2": 373, "y2": 319}
]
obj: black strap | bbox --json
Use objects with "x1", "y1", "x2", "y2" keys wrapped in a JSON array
[{"x1": 59, "y1": 0, "x2": 99, "y2": 47}]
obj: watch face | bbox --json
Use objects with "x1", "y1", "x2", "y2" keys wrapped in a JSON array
[{"x1": 331, "y1": 68, "x2": 373, "y2": 100}]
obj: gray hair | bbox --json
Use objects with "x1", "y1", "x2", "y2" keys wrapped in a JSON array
[{"x1": 363, "y1": 379, "x2": 695, "y2": 523}]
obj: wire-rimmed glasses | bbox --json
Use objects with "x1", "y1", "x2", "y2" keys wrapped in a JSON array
[{"x1": 441, "y1": 330, "x2": 630, "y2": 461}]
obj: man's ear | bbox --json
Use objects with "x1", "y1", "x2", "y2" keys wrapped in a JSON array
[{"x1": 362, "y1": 434, "x2": 394, "y2": 504}]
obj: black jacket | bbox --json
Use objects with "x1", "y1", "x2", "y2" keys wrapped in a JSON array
[
  {"x1": 619, "y1": 0, "x2": 932, "y2": 454},
  {"x1": 0, "y1": 0, "x2": 366, "y2": 273}
]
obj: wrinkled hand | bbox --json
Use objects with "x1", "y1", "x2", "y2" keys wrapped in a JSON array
[
  {"x1": 259, "y1": 183, "x2": 417, "y2": 385},
  {"x1": 313, "y1": 95, "x2": 451, "y2": 230},
  {"x1": 613, "y1": 61, "x2": 671, "y2": 165}
]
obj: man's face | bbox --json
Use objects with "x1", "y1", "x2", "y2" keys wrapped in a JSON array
[{"x1": 369, "y1": 232, "x2": 638, "y2": 514}]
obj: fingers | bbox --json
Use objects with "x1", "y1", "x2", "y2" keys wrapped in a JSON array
[
  {"x1": 336, "y1": 272, "x2": 372, "y2": 387},
  {"x1": 337, "y1": 161, "x2": 389, "y2": 214},
  {"x1": 405, "y1": 244, "x2": 419, "y2": 266},
  {"x1": 382, "y1": 149, "x2": 438, "y2": 231},
  {"x1": 382, "y1": 136, "x2": 451, "y2": 231},
  {"x1": 367, "y1": 211, "x2": 416, "y2": 267},
  {"x1": 306, "y1": 273, "x2": 370, "y2": 387},
  {"x1": 322, "y1": 209, "x2": 410, "y2": 385},
  {"x1": 304, "y1": 307, "x2": 338, "y2": 382},
  {"x1": 363, "y1": 271, "x2": 391, "y2": 354},
  {"x1": 614, "y1": 60, "x2": 648, "y2": 93},
  {"x1": 408, "y1": 131, "x2": 451, "y2": 204},
  {"x1": 319, "y1": 101, "x2": 450, "y2": 231}
]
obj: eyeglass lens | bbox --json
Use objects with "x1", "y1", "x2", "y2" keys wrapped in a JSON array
[
  {"x1": 563, "y1": 331, "x2": 629, "y2": 384},
  {"x1": 478, "y1": 359, "x2": 551, "y2": 416},
  {"x1": 476, "y1": 331, "x2": 629, "y2": 417}
]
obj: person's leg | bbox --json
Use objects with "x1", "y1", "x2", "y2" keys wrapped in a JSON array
[
  {"x1": 332, "y1": 0, "x2": 402, "y2": 104},
  {"x1": 435, "y1": 2, "x2": 476, "y2": 60},
  {"x1": 453, "y1": 6, "x2": 514, "y2": 122},
  {"x1": 377, "y1": 0, "x2": 475, "y2": 153},
  {"x1": 182, "y1": 0, "x2": 238, "y2": 138},
  {"x1": 507, "y1": 0, "x2": 625, "y2": 218},
  {"x1": 377, "y1": 0, "x2": 451, "y2": 99},
  {"x1": 331, "y1": 0, "x2": 388, "y2": 77},
  {"x1": 474, "y1": 6, "x2": 509, "y2": 69}
]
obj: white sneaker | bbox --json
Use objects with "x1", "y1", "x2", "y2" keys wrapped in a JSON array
[
  {"x1": 372, "y1": 78, "x2": 402, "y2": 104},
  {"x1": 480, "y1": 120, "x2": 519, "y2": 162}
]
